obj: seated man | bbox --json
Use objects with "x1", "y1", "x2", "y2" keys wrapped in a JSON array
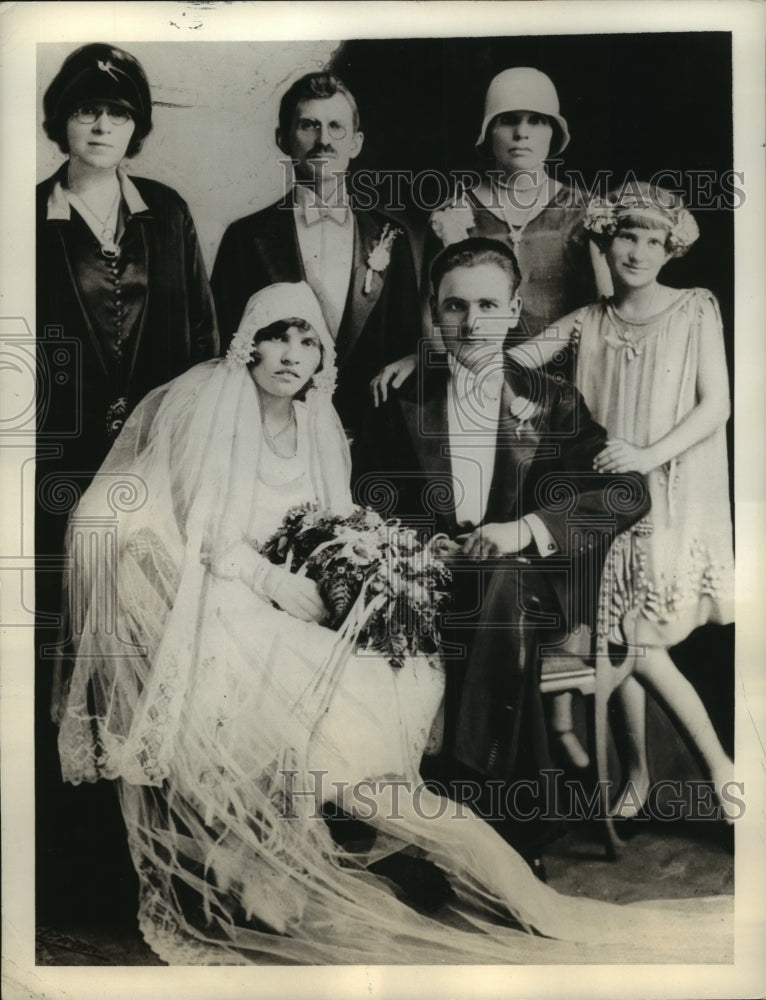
[{"x1": 355, "y1": 237, "x2": 650, "y2": 873}]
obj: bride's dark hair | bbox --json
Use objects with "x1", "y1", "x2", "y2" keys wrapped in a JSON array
[{"x1": 249, "y1": 317, "x2": 325, "y2": 400}]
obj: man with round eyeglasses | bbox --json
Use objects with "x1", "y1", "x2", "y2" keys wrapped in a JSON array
[{"x1": 211, "y1": 71, "x2": 421, "y2": 447}]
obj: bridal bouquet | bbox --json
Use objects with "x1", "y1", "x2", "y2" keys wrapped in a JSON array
[{"x1": 260, "y1": 504, "x2": 451, "y2": 668}]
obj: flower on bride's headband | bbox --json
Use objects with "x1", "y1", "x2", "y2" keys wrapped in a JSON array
[
  {"x1": 225, "y1": 326, "x2": 257, "y2": 367},
  {"x1": 430, "y1": 197, "x2": 476, "y2": 246},
  {"x1": 586, "y1": 185, "x2": 700, "y2": 259},
  {"x1": 364, "y1": 224, "x2": 401, "y2": 295},
  {"x1": 310, "y1": 364, "x2": 337, "y2": 396},
  {"x1": 225, "y1": 324, "x2": 338, "y2": 396}
]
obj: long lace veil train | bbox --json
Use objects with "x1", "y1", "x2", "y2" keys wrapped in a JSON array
[{"x1": 55, "y1": 287, "x2": 733, "y2": 965}]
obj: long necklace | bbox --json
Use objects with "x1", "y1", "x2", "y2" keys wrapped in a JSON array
[
  {"x1": 604, "y1": 301, "x2": 644, "y2": 361},
  {"x1": 67, "y1": 173, "x2": 122, "y2": 259},
  {"x1": 262, "y1": 408, "x2": 297, "y2": 457},
  {"x1": 492, "y1": 176, "x2": 551, "y2": 255}
]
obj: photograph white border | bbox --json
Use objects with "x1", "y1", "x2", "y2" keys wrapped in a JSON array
[{"x1": 2, "y1": 2, "x2": 764, "y2": 998}]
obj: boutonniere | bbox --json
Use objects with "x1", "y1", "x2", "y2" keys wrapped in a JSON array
[
  {"x1": 364, "y1": 223, "x2": 401, "y2": 294},
  {"x1": 430, "y1": 197, "x2": 476, "y2": 246},
  {"x1": 508, "y1": 394, "x2": 540, "y2": 437}
]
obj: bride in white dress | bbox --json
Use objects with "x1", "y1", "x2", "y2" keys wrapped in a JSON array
[{"x1": 56, "y1": 282, "x2": 732, "y2": 965}]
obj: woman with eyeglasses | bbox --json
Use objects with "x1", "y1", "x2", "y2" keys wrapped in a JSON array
[
  {"x1": 36, "y1": 43, "x2": 218, "y2": 926},
  {"x1": 37, "y1": 43, "x2": 218, "y2": 455}
]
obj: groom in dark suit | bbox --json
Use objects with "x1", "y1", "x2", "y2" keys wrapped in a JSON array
[
  {"x1": 211, "y1": 71, "x2": 421, "y2": 444},
  {"x1": 356, "y1": 237, "x2": 650, "y2": 871}
]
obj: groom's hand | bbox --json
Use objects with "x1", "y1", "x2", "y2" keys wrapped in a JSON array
[
  {"x1": 264, "y1": 565, "x2": 327, "y2": 623},
  {"x1": 457, "y1": 520, "x2": 533, "y2": 559}
]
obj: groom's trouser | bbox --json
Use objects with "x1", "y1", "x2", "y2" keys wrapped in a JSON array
[{"x1": 422, "y1": 557, "x2": 566, "y2": 852}]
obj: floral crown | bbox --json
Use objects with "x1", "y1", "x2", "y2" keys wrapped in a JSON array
[
  {"x1": 584, "y1": 191, "x2": 700, "y2": 258},
  {"x1": 225, "y1": 282, "x2": 338, "y2": 396}
]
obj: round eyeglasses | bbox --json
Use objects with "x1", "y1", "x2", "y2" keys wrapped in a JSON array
[
  {"x1": 71, "y1": 104, "x2": 133, "y2": 126},
  {"x1": 295, "y1": 117, "x2": 347, "y2": 141}
]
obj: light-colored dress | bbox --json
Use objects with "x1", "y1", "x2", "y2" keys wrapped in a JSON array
[
  {"x1": 574, "y1": 288, "x2": 734, "y2": 646},
  {"x1": 57, "y1": 360, "x2": 732, "y2": 965}
]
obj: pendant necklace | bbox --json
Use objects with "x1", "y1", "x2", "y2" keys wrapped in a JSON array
[
  {"x1": 262, "y1": 409, "x2": 297, "y2": 457},
  {"x1": 67, "y1": 173, "x2": 122, "y2": 259},
  {"x1": 493, "y1": 176, "x2": 550, "y2": 256},
  {"x1": 604, "y1": 302, "x2": 643, "y2": 361}
]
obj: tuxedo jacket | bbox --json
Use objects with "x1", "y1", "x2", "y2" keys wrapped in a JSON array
[
  {"x1": 355, "y1": 357, "x2": 651, "y2": 632},
  {"x1": 211, "y1": 193, "x2": 422, "y2": 440}
]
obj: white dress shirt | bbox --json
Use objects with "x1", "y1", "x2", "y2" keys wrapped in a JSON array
[
  {"x1": 447, "y1": 358, "x2": 505, "y2": 529},
  {"x1": 446, "y1": 357, "x2": 557, "y2": 555},
  {"x1": 293, "y1": 183, "x2": 355, "y2": 339}
]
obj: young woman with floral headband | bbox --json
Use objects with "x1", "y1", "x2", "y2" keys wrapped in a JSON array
[
  {"x1": 54, "y1": 280, "x2": 731, "y2": 965},
  {"x1": 505, "y1": 183, "x2": 735, "y2": 821}
]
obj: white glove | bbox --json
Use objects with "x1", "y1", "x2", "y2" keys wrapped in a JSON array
[
  {"x1": 261, "y1": 564, "x2": 327, "y2": 623},
  {"x1": 204, "y1": 541, "x2": 326, "y2": 623}
]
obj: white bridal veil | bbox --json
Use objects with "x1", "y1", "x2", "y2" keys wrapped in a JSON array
[{"x1": 56, "y1": 283, "x2": 732, "y2": 965}]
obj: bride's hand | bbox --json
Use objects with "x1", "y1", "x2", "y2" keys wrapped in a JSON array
[{"x1": 264, "y1": 564, "x2": 327, "y2": 623}]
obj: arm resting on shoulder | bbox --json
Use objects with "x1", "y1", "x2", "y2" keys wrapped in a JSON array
[{"x1": 505, "y1": 310, "x2": 579, "y2": 370}]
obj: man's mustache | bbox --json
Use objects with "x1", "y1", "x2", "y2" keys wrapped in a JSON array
[{"x1": 307, "y1": 144, "x2": 336, "y2": 158}]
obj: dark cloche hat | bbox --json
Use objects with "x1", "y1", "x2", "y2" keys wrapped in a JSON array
[{"x1": 43, "y1": 43, "x2": 153, "y2": 138}]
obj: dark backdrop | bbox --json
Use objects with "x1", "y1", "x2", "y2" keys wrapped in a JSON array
[{"x1": 333, "y1": 32, "x2": 736, "y2": 787}]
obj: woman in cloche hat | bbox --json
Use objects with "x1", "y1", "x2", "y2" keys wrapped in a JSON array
[
  {"x1": 430, "y1": 66, "x2": 606, "y2": 337},
  {"x1": 373, "y1": 66, "x2": 606, "y2": 381}
]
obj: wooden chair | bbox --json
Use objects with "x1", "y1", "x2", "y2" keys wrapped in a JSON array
[{"x1": 539, "y1": 529, "x2": 643, "y2": 858}]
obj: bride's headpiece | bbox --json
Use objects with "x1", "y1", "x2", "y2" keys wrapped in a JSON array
[{"x1": 225, "y1": 282, "x2": 337, "y2": 395}]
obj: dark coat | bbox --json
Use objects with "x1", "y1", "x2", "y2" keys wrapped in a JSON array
[
  {"x1": 36, "y1": 166, "x2": 219, "y2": 623},
  {"x1": 36, "y1": 166, "x2": 219, "y2": 490},
  {"x1": 355, "y1": 359, "x2": 650, "y2": 778},
  {"x1": 210, "y1": 194, "x2": 421, "y2": 440}
]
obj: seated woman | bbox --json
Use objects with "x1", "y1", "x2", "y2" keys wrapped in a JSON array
[{"x1": 57, "y1": 282, "x2": 731, "y2": 965}]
